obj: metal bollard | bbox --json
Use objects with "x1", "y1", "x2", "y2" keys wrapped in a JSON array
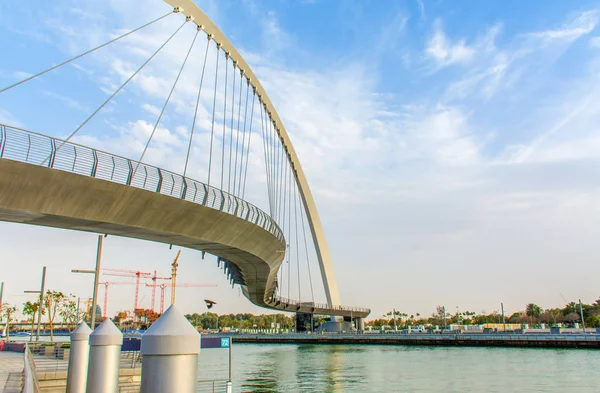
[
  {"x1": 226, "y1": 380, "x2": 233, "y2": 393},
  {"x1": 66, "y1": 322, "x2": 92, "y2": 393},
  {"x1": 86, "y1": 319, "x2": 123, "y2": 393},
  {"x1": 140, "y1": 305, "x2": 200, "y2": 393}
]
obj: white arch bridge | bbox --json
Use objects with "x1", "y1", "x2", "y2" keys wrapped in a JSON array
[{"x1": 0, "y1": 1, "x2": 370, "y2": 323}]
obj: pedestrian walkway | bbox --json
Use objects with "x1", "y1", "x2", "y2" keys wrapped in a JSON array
[{"x1": 0, "y1": 351, "x2": 23, "y2": 393}]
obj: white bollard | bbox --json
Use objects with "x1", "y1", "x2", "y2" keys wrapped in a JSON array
[
  {"x1": 140, "y1": 305, "x2": 200, "y2": 393},
  {"x1": 66, "y1": 322, "x2": 92, "y2": 393},
  {"x1": 86, "y1": 319, "x2": 123, "y2": 393}
]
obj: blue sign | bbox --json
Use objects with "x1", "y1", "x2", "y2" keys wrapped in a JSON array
[
  {"x1": 201, "y1": 336, "x2": 232, "y2": 349},
  {"x1": 221, "y1": 337, "x2": 230, "y2": 348}
]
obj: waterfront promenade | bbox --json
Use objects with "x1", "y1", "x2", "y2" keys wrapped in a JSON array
[
  {"x1": 221, "y1": 332, "x2": 600, "y2": 349},
  {"x1": 0, "y1": 351, "x2": 23, "y2": 393}
]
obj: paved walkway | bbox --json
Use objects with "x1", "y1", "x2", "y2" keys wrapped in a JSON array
[{"x1": 0, "y1": 351, "x2": 23, "y2": 393}]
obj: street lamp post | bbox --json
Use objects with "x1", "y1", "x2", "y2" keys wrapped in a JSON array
[
  {"x1": 24, "y1": 266, "x2": 47, "y2": 342},
  {"x1": 72, "y1": 235, "x2": 103, "y2": 329}
]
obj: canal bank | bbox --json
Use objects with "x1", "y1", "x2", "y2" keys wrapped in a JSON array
[{"x1": 221, "y1": 332, "x2": 600, "y2": 349}]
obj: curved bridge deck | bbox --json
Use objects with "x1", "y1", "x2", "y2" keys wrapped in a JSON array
[
  {"x1": 0, "y1": 124, "x2": 283, "y2": 241},
  {"x1": 0, "y1": 124, "x2": 370, "y2": 318}
]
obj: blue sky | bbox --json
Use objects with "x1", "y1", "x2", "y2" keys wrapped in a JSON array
[{"x1": 2, "y1": 0, "x2": 600, "y2": 320}]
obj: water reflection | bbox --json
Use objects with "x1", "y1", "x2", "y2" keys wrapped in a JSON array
[{"x1": 203, "y1": 343, "x2": 600, "y2": 393}]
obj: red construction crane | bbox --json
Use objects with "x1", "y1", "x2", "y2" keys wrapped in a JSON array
[
  {"x1": 99, "y1": 281, "x2": 134, "y2": 318},
  {"x1": 149, "y1": 273, "x2": 171, "y2": 313},
  {"x1": 145, "y1": 282, "x2": 217, "y2": 314},
  {"x1": 101, "y1": 268, "x2": 152, "y2": 311}
]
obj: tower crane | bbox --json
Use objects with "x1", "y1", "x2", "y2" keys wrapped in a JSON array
[
  {"x1": 170, "y1": 250, "x2": 181, "y2": 306},
  {"x1": 99, "y1": 281, "x2": 134, "y2": 318},
  {"x1": 101, "y1": 269, "x2": 152, "y2": 311}
]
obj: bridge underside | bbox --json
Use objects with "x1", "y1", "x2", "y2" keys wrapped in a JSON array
[{"x1": 0, "y1": 158, "x2": 369, "y2": 318}]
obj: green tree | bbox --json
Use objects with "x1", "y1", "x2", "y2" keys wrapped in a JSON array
[
  {"x1": 59, "y1": 295, "x2": 79, "y2": 331},
  {"x1": 44, "y1": 290, "x2": 67, "y2": 342},
  {"x1": 1, "y1": 303, "x2": 18, "y2": 340},
  {"x1": 22, "y1": 301, "x2": 44, "y2": 342},
  {"x1": 525, "y1": 303, "x2": 543, "y2": 326}
]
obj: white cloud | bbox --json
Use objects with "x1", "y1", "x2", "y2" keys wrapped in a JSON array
[
  {"x1": 142, "y1": 103, "x2": 160, "y2": 116},
  {"x1": 0, "y1": 109, "x2": 23, "y2": 127},
  {"x1": 528, "y1": 10, "x2": 597, "y2": 42},
  {"x1": 425, "y1": 19, "x2": 476, "y2": 68},
  {"x1": 43, "y1": 91, "x2": 89, "y2": 112}
]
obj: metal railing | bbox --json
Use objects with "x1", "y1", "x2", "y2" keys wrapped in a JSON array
[
  {"x1": 23, "y1": 344, "x2": 41, "y2": 393},
  {"x1": 268, "y1": 295, "x2": 371, "y2": 314},
  {"x1": 0, "y1": 124, "x2": 284, "y2": 241},
  {"x1": 197, "y1": 379, "x2": 231, "y2": 393}
]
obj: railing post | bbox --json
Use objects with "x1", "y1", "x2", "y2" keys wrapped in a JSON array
[
  {"x1": 72, "y1": 145, "x2": 77, "y2": 171},
  {"x1": 219, "y1": 191, "x2": 226, "y2": 211},
  {"x1": 142, "y1": 166, "x2": 148, "y2": 188},
  {"x1": 201, "y1": 184, "x2": 209, "y2": 206},
  {"x1": 126, "y1": 160, "x2": 133, "y2": 185},
  {"x1": 0, "y1": 125, "x2": 6, "y2": 157},
  {"x1": 110, "y1": 157, "x2": 116, "y2": 180},
  {"x1": 26, "y1": 134, "x2": 31, "y2": 161},
  {"x1": 180, "y1": 177, "x2": 187, "y2": 199},
  {"x1": 193, "y1": 183, "x2": 198, "y2": 202},
  {"x1": 66, "y1": 322, "x2": 92, "y2": 393},
  {"x1": 140, "y1": 305, "x2": 200, "y2": 393},
  {"x1": 49, "y1": 138, "x2": 56, "y2": 168},
  {"x1": 86, "y1": 319, "x2": 123, "y2": 393},
  {"x1": 91, "y1": 150, "x2": 98, "y2": 177},
  {"x1": 170, "y1": 174, "x2": 175, "y2": 195},
  {"x1": 157, "y1": 169, "x2": 163, "y2": 193}
]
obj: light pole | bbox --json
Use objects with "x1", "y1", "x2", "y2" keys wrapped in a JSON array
[
  {"x1": 579, "y1": 299, "x2": 585, "y2": 332},
  {"x1": 72, "y1": 235, "x2": 103, "y2": 329},
  {"x1": 24, "y1": 266, "x2": 47, "y2": 342},
  {"x1": 0, "y1": 282, "x2": 4, "y2": 315},
  {"x1": 501, "y1": 303, "x2": 506, "y2": 332}
]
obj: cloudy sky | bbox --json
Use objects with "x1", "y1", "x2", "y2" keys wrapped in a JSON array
[{"x1": 1, "y1": 0, "x2": 600, "y2": 320}]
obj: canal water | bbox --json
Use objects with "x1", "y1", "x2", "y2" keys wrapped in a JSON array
[{"x1": 198, "y1": 343, "x2": 600, "y2": 392}]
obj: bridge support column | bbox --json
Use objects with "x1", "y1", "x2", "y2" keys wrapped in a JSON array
[
  {"x1": 66, "y1": 322, "x2": 92, "y2": 393},
  {"x1": 86, "y1": 319, "x2": 123, "y2": 393},
  {"x1": 355, "y1": 317, "x2": 364, "y2": 332},
  {"x1": 140, "y1": 305, "x2": 200, "y2": 393},
  {"x1": 295, "y1": 313, "x2": 313, "y2": 332}
]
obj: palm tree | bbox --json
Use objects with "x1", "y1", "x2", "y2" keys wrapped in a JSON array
[{"x1": 525, "y1": 303, "x2": 543, "y2": 326}]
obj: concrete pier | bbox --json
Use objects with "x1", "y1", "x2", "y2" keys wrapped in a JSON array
[
  {"x1": 66, "y1": 323, "x2": 92, "y2": 393},
  {"x1": 140, "y1": 305, "x2": 200, "y2": 393},
  {"x1": 86, "y1": 319, "x2": 123, "y2": 393}
]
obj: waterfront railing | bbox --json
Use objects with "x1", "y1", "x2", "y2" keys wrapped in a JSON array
[{"x1": 0, "y1": 123, "x2": 283, "y2": 242}]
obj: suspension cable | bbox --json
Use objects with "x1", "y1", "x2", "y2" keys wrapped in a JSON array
[
  {"x1": 220, "y1": 54, "x2": 229, "y2": 190},
  {"x1": 232, "y1": 70, "x2": 244, "y2": 196},
  {"x1": 136, "y1": 28, "x2": 198, "y2": 172},
  {"x1": 227, "y1": 62, "x2": 237, "y2": 193},
  {"x1": 277, "y1": 141, "x2": 285, "y2": 224},
  {"x1": 259, "y1": 102, "x2": 274, "y2": 216},
  {"x1": 286, "y1": 162, "x2": 292, "y2": 300},
  {"x1": 0, "y1": 11, "x2": 175, "y2": 94},
  {"x1": 241, "y1": 90, "x2": 256, "y2": 200},
  {"x1": 293, "y1": 179, "x2": 301, "y2": 301},
  {"x1": 299, "y1": 194, "x2": 316, "y2": 303},
  {"x1": 43, "y1": 20, "x2": 187, "y2": 166},
  {"x1": 207, "y1": 44, "x2": 221, "y2": 188},
  {"x1": 264, "y1": 118, "x2": 273, "y2": 214},
  {"x1": 183, "y1": 36, "x2": 211, "y2": 179},
  {"x1": 236, "y1": 78, "x2": 251, "y2": 195},
  {"x1": 272, "y1": 128, "x2": 280, "y2": 222}
]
